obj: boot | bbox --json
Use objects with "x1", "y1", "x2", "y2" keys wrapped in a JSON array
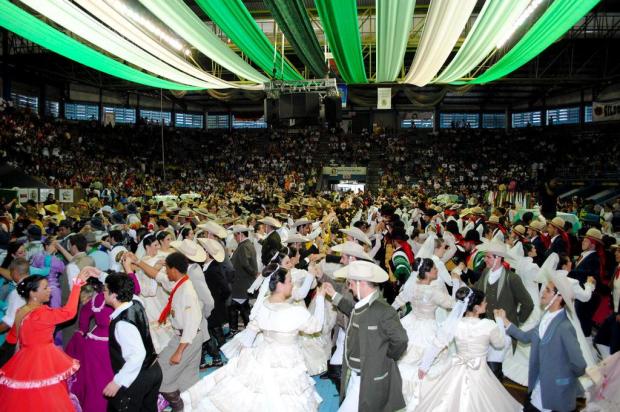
[{"x1": 161, "y1": 390, "x2": 184, "y2": 412}]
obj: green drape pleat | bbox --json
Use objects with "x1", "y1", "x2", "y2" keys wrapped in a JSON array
[
  {"x1": 314, "y1": 0, "x2": 368, "y2": 84},
  {"x1": 470, "y1": 0, "x2": 601, "y2": 84},
  {"x1": 263, "y1": 0, "x2": 326, "y2": 78},
  {"x1": 376, "y1": 0, "x2": 415, "y2": 82},
  {"x1": 195, "y1": 0, "x2": 302, "y2": 81}
]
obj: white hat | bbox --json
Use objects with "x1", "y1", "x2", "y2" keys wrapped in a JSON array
[
  {"x1": 476, "y1": 238, "x2": 510, "y2": 258},
  {"x1": 285, "y1": 233, "x2": 310, "y2": 244},
  {"x1": 339, "y1": 227, "x2": 371, "y2": 246},
  {"x1": 258, "y1": 216, "x2": 282, "y2": 228},
  {"x1": 178, "y1": 208, "x2": 191, "y2": 218},
  {"x1": 197, "y1": 238, "x2": 224, "y2": 263},
  {"x1": 197, "y1": 221, "x2": 227, "y2": 239},
  {"x1": 334, "y1": 260, "x2": 388, "y2": 283},
  {"x1": 170, "y1": 239, "x2": 206, "y2": 262},
  {"x1": 291, "y1": 217, "x2": 312, "y2": 227},
  {"x1": 231, "y1": 224, "x2": 250, "y2": 234},
  {"x1": 331, "y1": 241, "x2": 372, "y2": 261}
]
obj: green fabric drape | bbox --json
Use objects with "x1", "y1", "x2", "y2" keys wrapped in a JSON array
[
  {"x1": 263, "y1": 0, "x2": 326, "y2": 78},
  {"x1": 194, "y1": 0, "x2": 302, "y2": 81},
  {"x1": 470, "y1": 0, "x2": 601, "y2": 84},
  {"x1": 376, "y1": 0, "x2": 415, "y2": 82},
  {"x1": 314, "y1": 0, "x2": 368, "y2": 84}
]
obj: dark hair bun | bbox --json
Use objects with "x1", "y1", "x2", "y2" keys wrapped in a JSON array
[
  {"x1": 17, "y1": 275, "x2": 47, "y2": 300},
  {"x1": 455, "y1": 286, "x2": 485, "y2": 313}
]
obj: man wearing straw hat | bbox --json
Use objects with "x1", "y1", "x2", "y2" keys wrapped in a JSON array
[
  {"x1": 496, "y1": 265, "x2": 586, "y2": 412},
  {"x1": 258, "y1": 216, "x2": 282, "y2": 267},
  {"x1": 544, "y1": 217, "x2": 568, "y2": 259},
  {"x1": 229, "y1": 224, "x2": 258, "y2": 336},
  {"x1": 323, "y1": 260, "x2": 408, "y2": 412}
]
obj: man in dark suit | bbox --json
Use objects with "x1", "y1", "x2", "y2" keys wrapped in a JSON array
[
  {"x1": 527, "y1": 220, "x2": 547, "y2": 267},
  {"x1": 198, "y1": 238, "x2": 231, "y2": 368},
  {"x1": 258, "y1": 216, "x2": 282, "y2": 266},
  {"x1": 544, "y1": 217, "x2": 567, "y2": 259},
  {"x1": 229, "y1": 225, "x2": 258, "y2": 335},
  {"x1": 568, "y1": 228, "x2": 603, "y2": 339}
]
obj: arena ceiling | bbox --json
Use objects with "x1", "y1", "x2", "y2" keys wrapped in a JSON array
[{"x1": 1, "y1": 0, "x2": 620, "y2": 111}]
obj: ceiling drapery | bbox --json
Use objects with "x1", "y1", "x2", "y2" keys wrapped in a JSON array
[
  {"x1": 0, "y1": 0, "x2": 200, "y2": 90},
  {"x1": 375, "y1": 0, "x2": 416, "y2": 83},
  {"x1": 403, "y1": 0, "x2": 477, "y2": 86},
  {"x1": 194, "y1": 0, "x2": 302, "y2": 81},
  {"x1": 263, "y1": 0, "x2": 327, "y2": 78},
  {"x1": 470, "y1": 0, "x2": 602, "y2": 84},
  {"x1": 314, "y1": 0, "x2": 368, "y2": 84},
  {"x1": 137, "y1": 0, "x2": 267, "y2": 87},
  {"x1": 433, "y1": 0, "x2": 529, "y2": 84}
]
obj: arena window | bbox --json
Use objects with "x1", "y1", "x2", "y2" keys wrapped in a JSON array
[
  {"x1": 482, "y1": 113, "x2": 505, "y2": 129},
  {"x1": 546, "y1": 107, "x2": 579, "y2": 125},
  {"x1": 585, "y1": 105, "x2": 593, "y2": 123},
  {"x1": 232, "y1": 116, "x2": 267, "y2": 129},
  {"x1": 10, "y1": 93, "x2": 38, "y2": 111},
  {"x1": 65, "y1": 102, "x2": 99, "y2": 121},
  {"x1": 140, "y1": 109, "x2": 171, "y2": 125},
  {"x1": 207, "y1": 114, "x2": 229, "y2": 129},
  {"x1": 176, "y1": 113, "x2": 204, "y2": 128},
  {"x1": 45, "y1": 101, "x2": 59, "y2": 118},
  {"x1": 440, "y1": 113, "x2": 479, "y2": 128},
  {"x1": 103, "y1": 107, "x2": 136, "y2": 124},
  {"x1": 400, "y1": 119, "x2": 433, "y2": 128},
  {"x1": 511, "y1": 111, "x2": 541, "y2": 128}
]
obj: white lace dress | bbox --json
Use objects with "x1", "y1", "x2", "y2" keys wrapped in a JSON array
[
  {"x1": 416, "y1": 318, "x2": 522, "y2": 412},
  {"x1": 180, "y1": 297, "x2": 325, "y2": 412}
]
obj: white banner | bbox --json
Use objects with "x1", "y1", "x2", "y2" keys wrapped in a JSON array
[
  {"x1": 40, "y1": 188, "x2": 55, "y2": 202},
  {"x1": 58, "y1": 189, "x2": 74, "y2": 203},
  {"x1": 322, "y1": 166, "x2": 367, "y2": 176},
  {"x1": 377, "y1": 88, "x2": 391, "y2": 110},
  {"x1": 593, "y1": 101, "x2": 620, "y2": 122}
]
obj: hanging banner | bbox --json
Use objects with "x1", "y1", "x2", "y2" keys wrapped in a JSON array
[
  {"x1": 338, "y1": 84, "x2": 348, "y2": 108},
  {"x1": 593, "y1": 101, "x2": 620, "y2": 122},
  {"x1": 377, "y1": 88, "x2": 391, "y2": 110},
  {"x1": 58, "y1": 189, "x2": 74, "y2": 203}
]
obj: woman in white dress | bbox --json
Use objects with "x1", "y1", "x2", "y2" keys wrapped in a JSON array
[
  {"x1": 416, "y1": 287, "x2": 522, "y2": 412},
  {"x1": 392, "y1": 257, "x2": 459, "y2": 411},
  {"x1": 180, "y1": 264, "x2": 325, "y2": 412}
]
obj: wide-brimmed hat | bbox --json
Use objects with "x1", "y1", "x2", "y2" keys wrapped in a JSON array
[
  {"x1": 258, "y1": 216, "x2": 282, "y2": 228},
  {"x1": 231, "y1": 224, "x2": 250, "y2": 234},
  {"x1": 512, "y1": 225, "x2": 527, "y2": 237},
  {"x1": 171, "y1": 239, "x2": 206, "y2": 262},
  {"x1": 331, "y1": 241, "x2": 372, "y2": 261},
  {"x1": 44, "y1": 204, "x2": 61, "y2": 215},
  {"x1": 459, "y1": 208, "x2": 472, "y2": 218},
  {"x1": 334, "y1": 260, "x2": 388, "y2": 283},
  {"x1": 548, "y1": 217, "x2": 565, "y2": 230},
  {"x1": 471, "y1": 206, "x2": 485, "y2": 216},
  {"x1": 527, "y1": 220, "x2": 546, "y2": 232},
  {"x1": 284, "y1": 233, "x2": 310, "y2": 244},
  {"x1": 539, "y1": 254, "x2": 576, "y2": 312},
  {"x1": 339, "y1": 227, "x2": 371, "y2": 246},
  {"x1": 581, "y1": 228, "x2": 603, "y2": 244},
  {"x1": 178, "y1": 208, "x2": 191, "y2": 218},
  {"x1": 488, "y1": 215, "x2": 500, "y2": 225},
  {"x1": 197, "y1": 221, "x2": 227, "y2": 239},
  {"x1": 197, "y1": 238, "x2": 224, "y2": 263},
  {"x1": 477, "y1": 238, "x2": 510, "y2": 258},
  {"x1": 291, "y1": 217, "x2": 312, "y2": 227}
]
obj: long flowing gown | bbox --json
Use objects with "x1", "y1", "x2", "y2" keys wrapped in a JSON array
[
  {"x1": 0, "y1": 282, "x2": 82, "y2": 411},
  {"x1": 394, "y1": 280, "x2": 455, "y2": 411},
  {"x1": 416, "y1": 317, "x2": 522, "y2": 412},
  {"x1": 180, "y1": 297, "x2": 325, "y2": 412}
]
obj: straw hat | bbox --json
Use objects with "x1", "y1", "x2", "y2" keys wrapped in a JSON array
[
  {"x1": 197, "y1": 238, "x2": 225, "y2": 263},
  {"x1": 44, "y1": 204, "x2": 61, "y2": 215},
  {"x1": 339, "y1": 227, "x2": 371, "y2": 247},
  {"x1": 548, "y1": 217, "x2": 565, "y2": 230},
  {"x1": 291, "y1": 217, "x2": 312, "y2": 227},
  {"x1": 331, "y1": 241, "x2": 372, "y2": 261},
  {"x1": 231, "y1": 224, "x2": 250, "y2": 234},
  {"x1": 197, "y1": 221, "x2": 227, "y2": 239},
  {"x1": 284, "y1": 233, "x2": 310, "y2": 244},
  {"x1": 471, "y1": 206, "x2": 485, "y2": 216},
  {"x1": 488, "y1": 215, "x2": 500, "y2": 224},
  {"x1": 582, "y1": 228, "x2": 603, "y2": 243},
  {"x1": 512, "y1": 225, "x2": 526, "y2": 237},
  {"x1": 178, "y1": 208, "x2": 191, "y2": 218},
  {"x1": 258, "y1": 216, "x2": 282, "y2": 228},
  {"x1": 476, "y1": 238, "x2": 510, "y2": 258},
  {"x1": 528, "y1": 220, "x2": 546, "y2": 232},
  {"x1": 334, "y1": 260, "x2": 388, "y2": 283},
  {"x1": 170, "y1": 239, "x2": 207, "y2": 262},
  {"x1": 459, "y1": 208, "x2": 472, "y2": 218}
]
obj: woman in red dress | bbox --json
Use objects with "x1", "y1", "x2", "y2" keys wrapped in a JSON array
[{"x1": 0, "y1": 267, "x2": 93, "y2": 411}]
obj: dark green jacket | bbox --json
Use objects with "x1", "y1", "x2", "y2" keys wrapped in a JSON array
[
  {"x1": 260, "y1": 230, "x2": 281, "y2": 266},
  {"x1": 333, "y1": 291, "x2": 408, "y2": 412}
]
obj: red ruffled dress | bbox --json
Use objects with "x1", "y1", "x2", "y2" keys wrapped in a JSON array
[{"x1": 0, "y1": 280, "x2": 85, "y2": 411}]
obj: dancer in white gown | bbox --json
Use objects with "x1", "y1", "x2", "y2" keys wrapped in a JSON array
[
  {"x1": 180, "y1": 264, "x2": 325, "y2": 412},
  {"x1": 391, "y1": 257, "x2": 459, "y2": 411},
  {"x1": 416, "y1": 287, "x2": 521, "y2": 412}
]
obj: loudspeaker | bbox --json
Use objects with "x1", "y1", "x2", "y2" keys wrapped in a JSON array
[
  {"x1": 264, "y1": 98, "x2": 279, "y2": 124},
  {"x1": 324, "y1": 96, "x2": 341, "y2": 125}
]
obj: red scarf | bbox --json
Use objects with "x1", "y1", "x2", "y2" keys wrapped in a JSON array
[
  {"x1": 397, "y1": 240, "x2": 415, "y2": 265},
  {"x1": 158, "y1": 275, "x2": 189, "y2": 324}
]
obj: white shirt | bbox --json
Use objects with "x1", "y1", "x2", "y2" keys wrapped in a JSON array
[
  {"x1": 1, "y1": 289, "x2": 26, "y2": 327},
  {"x1": 110, "y1": 302, "x2": 146, "y2": 388},
  {"x1": 66, "y1": 262, "x2": 80, "y2": 286},
  {"x1": 532, "y1": 308, "x2": 564, "y2": 412},
  {"x1": 488, "y1": 267, "x2": 503, "y2": 285},
  {"x1": 354, "y1": 290, "x2": 378, "y2": 309}
]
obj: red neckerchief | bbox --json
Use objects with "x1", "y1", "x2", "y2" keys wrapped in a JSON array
[{"x1": 158, "y1": 275, "x2": 189, "y2": 324}]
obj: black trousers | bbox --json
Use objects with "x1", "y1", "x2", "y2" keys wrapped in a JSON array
[
  {"x1": 205, "y1": 326, "x2": 226, "y2": 359},
  {"x1": 228, "y1": 300, "x2": 250, "y2": 331},
  {"x1": 107, "y1": 361, "x2": 163, "y2": 412},
  {"x1": 487, "y1": 361, "x2": 504, "y2": 381}
]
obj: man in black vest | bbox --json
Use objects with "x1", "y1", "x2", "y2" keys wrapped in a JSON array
[{"x1": 103, "y1": 273, "x2": 162, "y2": 412}]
